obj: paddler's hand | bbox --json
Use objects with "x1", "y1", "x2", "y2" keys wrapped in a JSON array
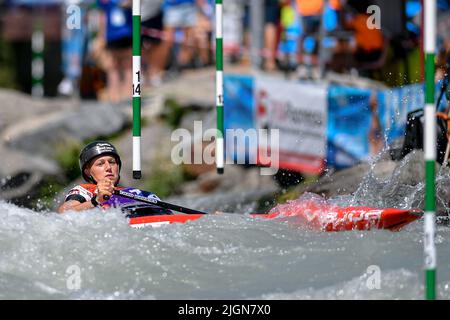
[{"x1": 95, "y1": 178, "x2": 115, "y2": 204}]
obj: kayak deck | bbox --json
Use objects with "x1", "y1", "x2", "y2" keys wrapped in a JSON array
[
  {"x1": 108, "y1": 188, "x2": 422, "y2": 232},
  {"x1": 126, "y1": 203, "x2": 422, "y2": 232}
]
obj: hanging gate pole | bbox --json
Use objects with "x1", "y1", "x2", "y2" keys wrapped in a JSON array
[
  {"x1": 424, "y1": 0, "x2": 437, "y2": 300},
  {"x1": 132, "y1": 0, "x2": 142, "y2": 179},
  {"x1": 216, "y1": 0, "x2": 224, "y2": 174}
]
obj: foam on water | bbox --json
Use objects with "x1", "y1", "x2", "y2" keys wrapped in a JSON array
[
  {"x1": 1, "y1": 200, "x2": 450, "y2": 299},
  {"x1": 1, "y1": 151, "x2": 450, "y2": 299}
]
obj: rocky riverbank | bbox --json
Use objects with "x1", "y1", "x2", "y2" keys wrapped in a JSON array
[
  {"x1": 0, "y1": 66, "x2": 281, "y2": 211},
  {"x1": 2, "y1": 67, "x2": 448, "y2": 216}
]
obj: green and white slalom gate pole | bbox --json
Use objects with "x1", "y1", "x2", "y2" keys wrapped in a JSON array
[
  {"x1": 132, "y1": 0, "x2": 142, "y2": 179},
  {"x1": 31, "y1": 18, "x2": 44, "y2": 97},
  {"x1": 216, "y1": 0, "x2": 224, "y2": 174},
  {"x1": 424, "y1": 0, "x2": 437, "y2": 300}
]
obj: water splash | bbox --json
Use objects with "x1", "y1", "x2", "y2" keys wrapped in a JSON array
[
  {"x1": 1, "y1": 198, "x2": 449, "y2": 299},
  {"x1": 1, "y1": 148, "x2": 450, "y2": 299},
  {"x1": 327, "y1": 150, "x2": 450, "y2": 217}
]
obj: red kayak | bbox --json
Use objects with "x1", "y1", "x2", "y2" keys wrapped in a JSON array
[{"x1": 127, "y1": 199, "x2": 422, "y2": 232}]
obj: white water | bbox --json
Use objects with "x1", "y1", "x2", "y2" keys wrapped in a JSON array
[
  {"x1": 1, "y1": 152, "x2": 450, "y2": 299},
  {"x1": 1, "y1": 201, "x2": 450, "y2": 299}
]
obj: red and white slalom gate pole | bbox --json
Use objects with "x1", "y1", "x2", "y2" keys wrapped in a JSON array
[{"x1": 424, "y1": 0, "x2": 437, "y2": 300}]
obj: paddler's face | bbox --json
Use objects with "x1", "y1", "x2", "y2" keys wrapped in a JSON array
[{"x1": 87, "y1": 155, "x2": 119, "y2": 184}]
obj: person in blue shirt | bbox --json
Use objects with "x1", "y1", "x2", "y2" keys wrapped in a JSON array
[{"x1": 97, "y1": 0, "x2": 133, "y2": 102}]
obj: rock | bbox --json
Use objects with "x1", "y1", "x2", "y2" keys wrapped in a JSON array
[
  {"x1": 0, "y1": 89, "x2": 130, "y2": 205},
  {"x1": 1, "y1": 102, "x2": 129, "y2": 158},
  {"x1": 177, "y1": 109, "x2": 218, "y2": 178},
  {"x1": 155, "y1": 68, "x2": 215, "y2": 109},
  {"x1": 394, "y1": 150, "x2": 430, "y2": 185},
  {"x1": 178, "y1": 109, "x2": 212, "y2": 133},
  {"x1": 179, "y1": 165, "x2": 278, "y2": 196},
  {"x1": 182, "y1": 146, "x2": 217, "y2": 178},
  {"x1": 0, "y1": 145, "x2": 61, "y2": 201},
  {"x1": 0, "y1": 89, "x2": 75, "y2": 134},
  {"x1": 141, "y1": 94, "x2": 166, "y2": 120},
  {"x1": 295, "y1": 159, "x2": 398, "y2": 198},
  {"x1": 166, "y1": 186, "x2": 279, "y2": 214}
]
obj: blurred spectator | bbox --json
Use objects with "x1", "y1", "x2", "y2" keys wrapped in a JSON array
[
  {"x1": 141, "y1": 0, "x2": 165, "y2": 86},
  {"x1": 296, "y1": 0, "x2": 324, "y2": 68},
  {"x1": 97, "y1": 0, "x2": 132, "y2": 102},
  {"x1": 326, "y1": 36, "x2": 354, "y2": 74},
  {"x1": 296, "y1": 0, "x2": 341, "y2": 76},
  {"x1": 193, "y1": 0, "x2": 213, "y2": 67},
  {"x1": 222, "y1": 0, "x2": 245, "y2": 64},
  {"x1": 241, "y1": 0, "x2": 251, "y2": 65},
  {"x1": 160, "y1": 0, "x2": 202, "y2": 71},
  {"x1": 344, "y1": 4, "x2": 386, "y2": 76},
  {"x1": 278, "y1": 0, "x2": 301, "y2": 73},
  {"x1": 436, "y1": 9, "x2": 450, "y2": 82},
  {"x1": 263, "y1": 0, "x2": 281, "y2": 72},
  {"x1": 435, "y1": 50, "x2": 450, "y2": 112},
  {"x1": 436, "y1": 46, "x2": 450, "y2": 82}
]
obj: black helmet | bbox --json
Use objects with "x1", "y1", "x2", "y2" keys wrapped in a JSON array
[{"x1": 79, "y1": 141, "x2": 122, "y2": 183}]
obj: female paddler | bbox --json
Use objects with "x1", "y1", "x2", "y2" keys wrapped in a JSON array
[{"x1": 58, "y1": 141, "x2": 122, "y2": 213}]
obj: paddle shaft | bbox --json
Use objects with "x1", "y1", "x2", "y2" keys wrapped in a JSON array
[{"x1": 112, "y1": 189, "x2": 209, "y2": 215}]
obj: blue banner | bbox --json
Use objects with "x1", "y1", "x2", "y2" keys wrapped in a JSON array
[
  {"x1": 223, "y1": 74, "x2": 255, "y2": 163},
  {"x1": 327, "y1": 86, "x2": 373, "y2": 169},
  {"x1": 223, "y1": 75, "x2": 450, "y2": 172}
]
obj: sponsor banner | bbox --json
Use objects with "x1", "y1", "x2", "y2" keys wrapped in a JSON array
[
  {"x1": 327, "y1": 86, "x2": 373, "y2": 168},
  {"x1": 223, "y1": 75, "x2": 449, "y2": 173},
  {"x1": 255, "y1": 76, "x2": 327, "y2": 174},
  {"x1": 223, "y1": 74, "x2": 256, "y2": 163}
]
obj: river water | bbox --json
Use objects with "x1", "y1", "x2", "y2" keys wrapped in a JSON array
[
  {"x1": 1, "y1": 202, "x2": 450, "y2": 299},
  {"x1": 1, "y1": 153, "x2": 450, "y2": 299}
]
